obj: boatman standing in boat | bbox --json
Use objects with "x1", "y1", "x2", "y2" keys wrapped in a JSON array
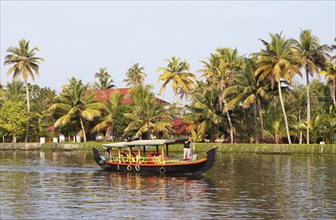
[{"x1": 184, "y1": 134, "x2": 191, "y2": 160}]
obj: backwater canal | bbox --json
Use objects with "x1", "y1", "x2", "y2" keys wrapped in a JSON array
[{"x1": 0, "y1": 151, "x2": 335, "y2": 219}]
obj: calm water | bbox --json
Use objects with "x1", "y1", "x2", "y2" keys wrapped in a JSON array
[{"x1": 0, "y1": 151, "x2": 335, "y2": 219}]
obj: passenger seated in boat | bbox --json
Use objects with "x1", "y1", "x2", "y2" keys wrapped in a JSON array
[
  {"x1": 120, "y1": 152, "x2": 127, "y2": 163},
  {"x1": 104, "y1": 150, "x2": 110, "y2": 161},
  {"x1": 127, "y1": 153, "x2": 136, "y2": 162}
]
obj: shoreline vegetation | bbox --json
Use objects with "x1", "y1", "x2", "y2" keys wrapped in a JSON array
[
  {"x1": 0, "y1": 142, "x2": 335, "y2": 155},
  {"x1": 1, "y1": 31, "x2": 336, "y2": 145}
]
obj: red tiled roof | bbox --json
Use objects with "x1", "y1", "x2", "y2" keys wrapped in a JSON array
[
  {"x1": 86, "y1": 88, "x2": 169, "y2": 105},
  {"x1": 171, "y1": 118, "x2": 190, "y2": 134},
  {"x1": 86, "y1": 88, "x2": 133, "y2": 104},
  {"x1": 47, "y1": 125, "x2": 56, "y2": 131}
]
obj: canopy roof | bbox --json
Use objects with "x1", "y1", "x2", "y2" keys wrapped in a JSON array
[
  {"x1": 103, "y1": 142, "x2": 128, "y2": 149},
  {"x1": 126, "y1": 139, "x2": 174, "y2": 146},
  {"x1": 103, "y1": 139, "x2": 176, "y2": 149}
]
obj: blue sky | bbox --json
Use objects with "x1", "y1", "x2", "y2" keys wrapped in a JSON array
[{"x1": 1, "y1": 1, "x2": 335, "y2": 102}]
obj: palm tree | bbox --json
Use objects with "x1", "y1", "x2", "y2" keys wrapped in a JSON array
[
  {"x1": 124, "y1": 63, "x2": 147, "y2": 87},
  {"x1": 225, "y1": 58, "x2": 269, "y2": 141},
  {"x1": 157, "y1": 56, "x2": 195, "y2": 99},
  {"x1": 320, "y1": 38, "x2": 336, "y2": 110},
  {"x1": 254, "y1": 32, "x2": 302, "y2": 144},
  {"x1": 124, "y1": 85, "x2": 171, "y2": 139},
  {"x1": 5, "y1": 80, "x2": 25, "y2": 102},
  {"x1": 291, "y1": 29, "x2": 328, "y2": 143},
  {"x1": 93, "y1": 67, "x2": 115, "y2": 89},
  {"x1": 320, "y1": 62, "x2": 336, "y2": 110},
  {"x1": 199, "y1": 48, "x2": 243, "y2": 143},
  {"x1": 49, "y1": 77, "x2": 104, "y2": 142},
  {"x1": 290, "y1": 84, "x2": 307, "y2": 144},
  {"x1": 92, "y1": 91, "x2": 123, "y2": 140},
  {"x1": 4, "y1": 39, "x2": 44, "y2": 142},
  {"x1": 186, "y1": 81, "x2": 222, "y2": 142}
]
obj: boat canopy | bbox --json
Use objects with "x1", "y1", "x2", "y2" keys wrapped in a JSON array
[
  {"x1": 126, "y1": 139, "x2": 174, "y2": 146},
  {"x1": 103, "y1": 142, "x2": 129, "y2": 149},
  {"x1": 103, "y1": 139, "x2": 177, "y2": 149}
]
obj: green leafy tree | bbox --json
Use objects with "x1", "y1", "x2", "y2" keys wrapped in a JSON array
[
  {"x1": 0, "y1": 86, "x2": 5, "y2": 105},
  {"x1": 254, "y1": 32, "x2": 301, "y2": 144},
  {"x1": 124, "y1": 85, "x2": 171, "y2": 139},
  {"x1": 289, "y1": 84, "x2": 307, "y2": 144},
  {"x1": 0, "y1": 101, "x2": 27, "y2": 143},
  {"x1": 186, "y1": 81, "x2": 222, "y2": 142},
  {"x1": 199, "y1": 48, "x2": 243, "y2": 143},
  {"x1": 92, "y1": 91, "x2": 124, "y2": 140},
  {"x1": 291, "y1": 29, "x2": 328, "y2": 143},
  {"x1": 225, "y1": 58, "x2": 269, "y2": 141},
  {"x1": 157, "y1": 56, "x2": 195, "y2": 99},
  {"x1": 320, "y1": 62, "x2": 336, "y2": 110},
  {"x1": 4, "y1": 39, "x2": 44, "y2": 142},
  {"x1": 93, "y1": 67, "x2": 115, "y2": 90},
  {"x1": 112, "y1": 105, "x2": 132, "y2": 141},
  {"x1": 49, "y1": 77, "x2": 104, "y2": 142},
  {"x1": 29, "y1": 85, "x2": 57, "y2": 141},
  {"x1": 124, "y1": 63, "x2": 147, "y2": 87},
  {"x1": 4, "y1": 80, "x2": 25, "y2": 102}
]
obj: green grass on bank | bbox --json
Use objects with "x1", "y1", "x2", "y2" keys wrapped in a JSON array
[{"x1": 40, "y1": 142, "x2": 336, "y2": 154}]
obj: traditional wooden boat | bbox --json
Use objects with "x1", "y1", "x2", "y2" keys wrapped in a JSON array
[{"x1": 92, "y1": 139, "x2": 217, "y2": 175}]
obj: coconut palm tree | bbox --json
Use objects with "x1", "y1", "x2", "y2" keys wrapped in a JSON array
[
  {"x1": 199, "y1": 48, "x2": 243, "y2": 143},
  {"x1": 320, "y1": 62, "x2": 336, "y2": 110},
  {"x1": 124, "y1": 63, "x2": 147, "y2": 87},
  {"x1": 5, "y1": 80, "x2": 25, "y2": 102},
  {"x1": 224, "y1": 58, "x2": 269, "y2": 141},
  {"x1": 157, "y1": 56, "x2": 195, "y2": 99},
  {"x1": 291, "y1": 29, "x2": 328, "y2": 143},
  {"x1": 124, "y1": 85, "x2": 171, "y2": 139},
  {"x1": 4, "y1": 39, "x2": 44, "y2": 142},
  {"x1": 290, "y1": 84, "x2": 307, "y2": 144},
  {"x1": 93, "y1": 67, "x2": 115, "y2": 90},
  {"x1": 49, "y1": 77, "x2": 104, "y2": 142},
  {"x1": 254, "y1": 32, "x2": 302, "y2": 144},
  {"x1": 92, "y1": 91, "x2": 123, "y2": 140},
  {"x1": 186, "y1": 81, "x2": 222, "y2": 142}
]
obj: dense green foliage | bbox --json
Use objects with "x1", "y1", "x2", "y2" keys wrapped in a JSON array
[
  {"x1": 1, "y1": 31, "x2": 335, "y2": 144},
  {"x1": 0, "y1": 101, "x2": 27, "y2": 143},
  {"x1": 4, "y1": 39, "x2": 44, "y2": 142}
]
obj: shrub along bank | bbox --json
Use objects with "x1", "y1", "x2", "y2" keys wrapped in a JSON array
[{"x1": 0, "y1": 142, "x2": 335, "y2": 155}]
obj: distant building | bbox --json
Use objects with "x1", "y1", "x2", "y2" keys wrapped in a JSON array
[
  {"x1": 85, "y1": 88, "x2": 169, "y2": 105},
  {"x1": 170, "y1": 118, "x2": 190, "y2": 136}
]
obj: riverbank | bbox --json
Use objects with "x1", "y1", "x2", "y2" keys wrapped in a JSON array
[{"x1": 0, "y1": 142, "x2": 335, "y2": 154}]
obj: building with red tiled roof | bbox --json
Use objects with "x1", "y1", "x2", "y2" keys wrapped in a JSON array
[
  {"x1": 171, "y1": 118, "x2": 190, "y2": 135},
  {"x1": 85, "y1": 88, "x2": 169, "y2": 105}
]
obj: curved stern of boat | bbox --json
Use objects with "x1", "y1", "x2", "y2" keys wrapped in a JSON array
[
  {"x1": 194, "y1": 147, "x2": 217, "y2": 175},
  {"x1": 93, "y1": 147, "x2": 104, "y2": 166}
]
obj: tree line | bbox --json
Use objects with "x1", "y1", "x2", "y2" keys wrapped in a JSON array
[{"x1": 1, "y1": 29, "x2": 335, "y2": 144}]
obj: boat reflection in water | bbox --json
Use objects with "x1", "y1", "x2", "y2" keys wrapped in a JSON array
[{"x1": 102, "y1": 172, "x2": 213, "y2": 208}]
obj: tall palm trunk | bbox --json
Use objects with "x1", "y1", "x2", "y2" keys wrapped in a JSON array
[
  {"x1": 299, "y1": 113, "x2": 303, "y2": 144},
  {"x1": 332, "y1": 78, "x2": 336, "y2": 110},
  {"x1": 253, "y1": 102, "x2": 259, "y2": 143},
  {"x1": 211, "y1": 126, "x2": 216, "y2": 142},
  {"x1": 257, "y1": 99, "x2": 265, "y2": 140},
  {"x1": 224, "y1": 100, "x2": 234, "y2": 143},
  {"x1": 79, "y1": 117, "x2": 87, "y2": 142},
  {"x1": 278, "y1": 81, "x2": 292, "y2": 144},
  {"x1": 25, "y1": 81, "x2": 30, "y2": 142},
  {"x1": 306, "y1": 69, "x2": 310, "y2": 144}
]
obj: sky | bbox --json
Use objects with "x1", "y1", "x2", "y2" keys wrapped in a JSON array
[{"x1": 1, "y1": 1, "x2": 335, "y2": 103}]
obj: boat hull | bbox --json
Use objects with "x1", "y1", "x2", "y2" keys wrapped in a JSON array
[{"x1": 93, "y1": 147, "x2": 217, "y2": 175}]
